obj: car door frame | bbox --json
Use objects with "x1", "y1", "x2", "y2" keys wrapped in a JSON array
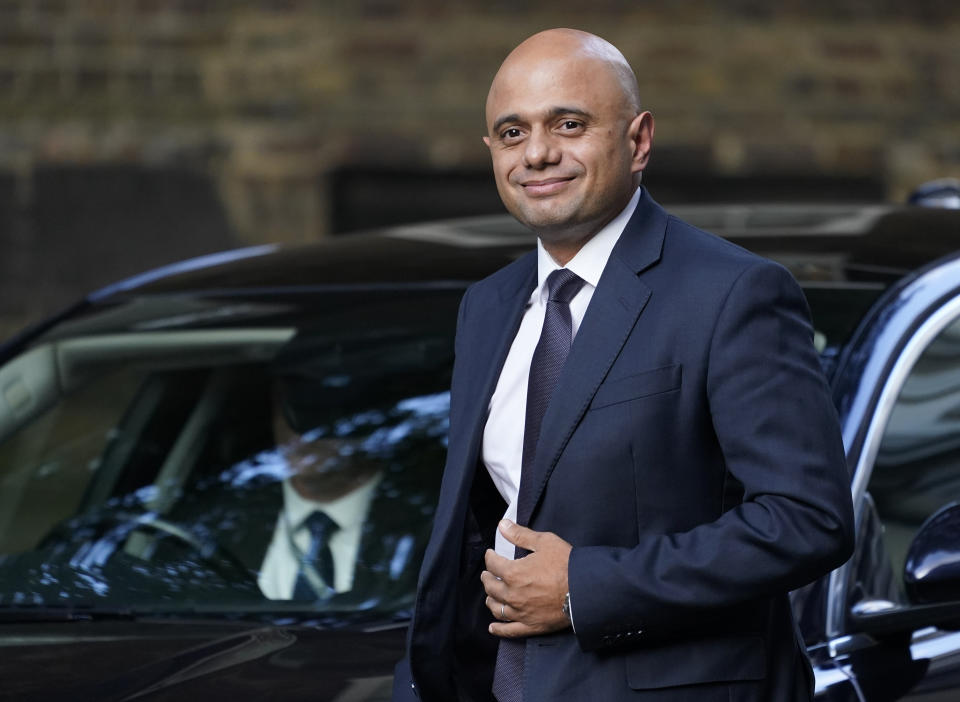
[{"x1": 813, "y1": 251, "x2": 960, "y2": 698}]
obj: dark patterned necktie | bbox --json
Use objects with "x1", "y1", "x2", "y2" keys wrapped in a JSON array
[
  {"x1": 493, "y1": 268, "x2": 585, "y2": 702},
  {"x1": 292, "y1": 511, "x2": 338, "y2": 600}
]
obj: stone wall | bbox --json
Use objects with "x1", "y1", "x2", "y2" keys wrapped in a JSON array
[{"x1": 0, "y1": 0, "x2": 958, "y2": 337}]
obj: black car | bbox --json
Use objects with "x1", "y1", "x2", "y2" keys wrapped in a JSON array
[{"x1": 1, "y1": 203, "x2": 960, "y2": 701}]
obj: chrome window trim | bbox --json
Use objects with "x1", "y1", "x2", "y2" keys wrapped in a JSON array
[
  {"x1": 849, "y1": 295, "x2": 960, "y2": 517},
  {"x1": 826, "y1": 286, "x2": 960, "y2": 638},
  {"x1": 910, "y1": 627, "x2": 960, "y2": 660}
]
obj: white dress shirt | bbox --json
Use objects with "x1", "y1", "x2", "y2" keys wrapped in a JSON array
[
  {"x1": 482, "y1": 187, "x2": 642, "y2": 559},
  {"x1": 257, "y1": 473, "x2": 382, "y2": 600}
]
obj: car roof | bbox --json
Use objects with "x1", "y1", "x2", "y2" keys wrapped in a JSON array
[
  {"x1": 91, "y1": 204, "x2": 960, "y2": 299},
  {"x1": 4, "y1": 202, "x2": 958, "y2": 358}
]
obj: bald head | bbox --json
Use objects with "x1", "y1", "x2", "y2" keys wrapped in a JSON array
[
  {"x1": 487, "y1": 29, "x2": 641, "y2": 121},
  {"x1": 481, "y1": 28, "x2": 654, "y2": 263}
]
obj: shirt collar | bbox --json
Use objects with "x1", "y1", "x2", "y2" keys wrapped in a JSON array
[
  {"x1": 534, "y1": 187, "x2": 642, "y2": 300},
  {"x1": 282, "y1": 472, "x2": 383, "y2": 533}
]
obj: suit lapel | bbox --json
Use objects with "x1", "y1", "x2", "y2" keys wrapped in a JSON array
[
  {"x1": 459, "y1": 255, "x2": 538, "y2": 465},
  {"x1": 518, "y1": 191, "x2": 668, "y2": 526},
  {"x1": 439, "y1": 254, "x2": 537, "y2": 536},
  {"x1": 347, "y1": 481, "x2": 431, "y2": 602}
]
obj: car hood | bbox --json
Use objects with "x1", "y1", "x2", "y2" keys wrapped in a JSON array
[{"x1": 0, "y1": 618, "x2": 404, "y2": 701}]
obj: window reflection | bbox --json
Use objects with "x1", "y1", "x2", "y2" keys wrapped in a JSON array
[
  {"x1": 0, "y1": 292, "x2": 457, "y2": 619},
  {"x1": 860, "y1": 316, "x2": 960, "y2": 606}
]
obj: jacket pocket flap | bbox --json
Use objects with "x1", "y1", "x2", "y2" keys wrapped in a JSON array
[
  {"x1": 625, "y1": 634, "x2": 766, "y2": 689},
  {"x1": 591, "y1": 364, "x2": 681, "y2": 410}
]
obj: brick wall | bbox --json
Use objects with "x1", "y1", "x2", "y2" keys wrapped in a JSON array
[{"x1": 0, "y1": 0, "x2": 958, "y2": 337}]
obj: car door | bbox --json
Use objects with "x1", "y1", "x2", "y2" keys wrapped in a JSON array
[{"x1": 814, "y1": 252, "x2": 960, "y2": 701}]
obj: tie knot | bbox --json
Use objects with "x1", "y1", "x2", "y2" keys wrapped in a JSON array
[
  {"x1": 545, "y1": 268, "x2": 585, "y2": 304},
  {"x1": 302, "y1": 511, "x2": 338, "y2": 541}
]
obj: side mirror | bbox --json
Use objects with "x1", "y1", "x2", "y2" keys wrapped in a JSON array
[
  {"x1": 904, "y1": 502, "x2": 960, "y2": 605},
  {"x1": 850, "y1": 502, "x2": 960, "y2": 635}
]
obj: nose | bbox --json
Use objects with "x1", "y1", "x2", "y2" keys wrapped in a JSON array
[{"x1": 522, "y1": 127, "x2": 560, "y2": 169}]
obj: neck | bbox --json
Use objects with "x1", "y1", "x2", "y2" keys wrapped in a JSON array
[
  {"x1": 540, "y1": 233, "x2": 595, "y2": 266},
  {"x1": 538, "y1": 212, "x2": 615, "y2": 266},
  {"x1": 536, "y1": 191, "x2": 636, "y2": 265}
]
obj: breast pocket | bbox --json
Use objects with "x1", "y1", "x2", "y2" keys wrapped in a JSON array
[{"x1": 589, "y1": 364, "x2": 682, "y2": 410}]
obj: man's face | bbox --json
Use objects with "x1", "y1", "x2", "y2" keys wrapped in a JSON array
[
  {"x1": 483, "y1": 51, "x2": 651, "y2": 251},
  {"x1": 271, "y1": 391, "x2": 378, "y2": 501}
]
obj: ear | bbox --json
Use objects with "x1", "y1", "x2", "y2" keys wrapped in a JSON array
[
  {"x1": 627, "y1": 111, "x2": 654, "y2": 174},
  {"x1": 482, "y1": 135, "x2": 491, "y2": 148}
]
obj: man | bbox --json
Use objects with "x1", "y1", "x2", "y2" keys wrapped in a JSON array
[
  {"x1": 256, "y1": 395, "x2": 386, "y2": 601},
  {"x1": 394, "y1": 28, "x2": 854, "y2": 701},
  {"x1": 171, "y1": 359, "x2": 444, "y2": 610}
]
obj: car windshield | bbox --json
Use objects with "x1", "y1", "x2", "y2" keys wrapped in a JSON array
[{"x1": 0, "y1": 287, "x2": 459, "y2": 621}]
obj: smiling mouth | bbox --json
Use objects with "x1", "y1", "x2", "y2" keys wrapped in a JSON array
[{"x1": 520, "y1": 177, "x2": 574, "y2": 196}]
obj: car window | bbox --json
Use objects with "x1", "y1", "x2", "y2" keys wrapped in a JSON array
[
  {"x1": 853, "y1": 313, "x2": 960, "y2": 608},
  {"x1": 0, "y1": 290, "x2": 457, "y2": 621},
  {"x1": 0, "y1": 367, "x2": 144, "y2": 555}
]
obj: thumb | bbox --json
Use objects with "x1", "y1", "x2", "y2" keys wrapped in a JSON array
[{"x1": 499, "y1": 520, "x2": 538, "y2": 550}]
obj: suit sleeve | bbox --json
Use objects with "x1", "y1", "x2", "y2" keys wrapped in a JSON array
[{"x1": 567, "y1": 259, "x2": 855, "y2": 651}]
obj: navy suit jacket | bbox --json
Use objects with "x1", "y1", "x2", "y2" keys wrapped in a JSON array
[{"x1": 395, "y1": 190, "x2": 855, "y2": 701}]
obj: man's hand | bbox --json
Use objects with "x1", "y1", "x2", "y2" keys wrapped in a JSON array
[{"x1": 481, "y1": 520, "x2": 572, "y2": 638}]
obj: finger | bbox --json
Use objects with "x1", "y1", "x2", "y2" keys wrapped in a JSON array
[
  {"x1": 484, "y1": 548, "x2": 513, "y2": 577},
  {"x1": 484, "y1": 595, "x2": 513, "y2": 622},
  {"x1": 480, "y1": 570, "x2": 508, "y2": 600},
  {"x1": 489, "y1": 620, "x2": 537, "y2": 638},
  {"x1": 498, "y1": 520, "x2": 541, "y2": 552}
]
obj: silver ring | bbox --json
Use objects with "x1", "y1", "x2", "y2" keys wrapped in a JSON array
[{"x1": 501, "y1": 603, "x2": 506, "y2": 620}]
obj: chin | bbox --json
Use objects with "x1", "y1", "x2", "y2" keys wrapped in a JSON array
[{"x1": 510, "y1": 203, "x2": 579, "y2": 235}]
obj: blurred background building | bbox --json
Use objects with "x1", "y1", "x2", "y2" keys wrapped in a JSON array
[{"x1": 0, "y1": 0, "x2": 957, "y2": 339}]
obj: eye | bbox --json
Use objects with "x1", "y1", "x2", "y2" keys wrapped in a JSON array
[
  {"x1": 559, "y1": 120, "x2": 583, "y2": 132},
  {"x1": 501, "y1": 127, "x2": 523, "y2": 141}
]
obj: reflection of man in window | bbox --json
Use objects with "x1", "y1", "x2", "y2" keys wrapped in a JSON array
[
  {"x1": 222, "y1": 366, "x2": 446, "y2": 609},
  {"x1": 257, "y1": 391, "x2": 383, "y2": 600}
]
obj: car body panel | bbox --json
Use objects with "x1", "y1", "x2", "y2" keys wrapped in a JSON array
[{"x1": 0, "y1": 618, "x2": 404, "y2": 701}]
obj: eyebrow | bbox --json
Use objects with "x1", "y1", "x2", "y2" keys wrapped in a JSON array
[{"x1": 491, "y1": 106, "x2": 594, "y2": 135}]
